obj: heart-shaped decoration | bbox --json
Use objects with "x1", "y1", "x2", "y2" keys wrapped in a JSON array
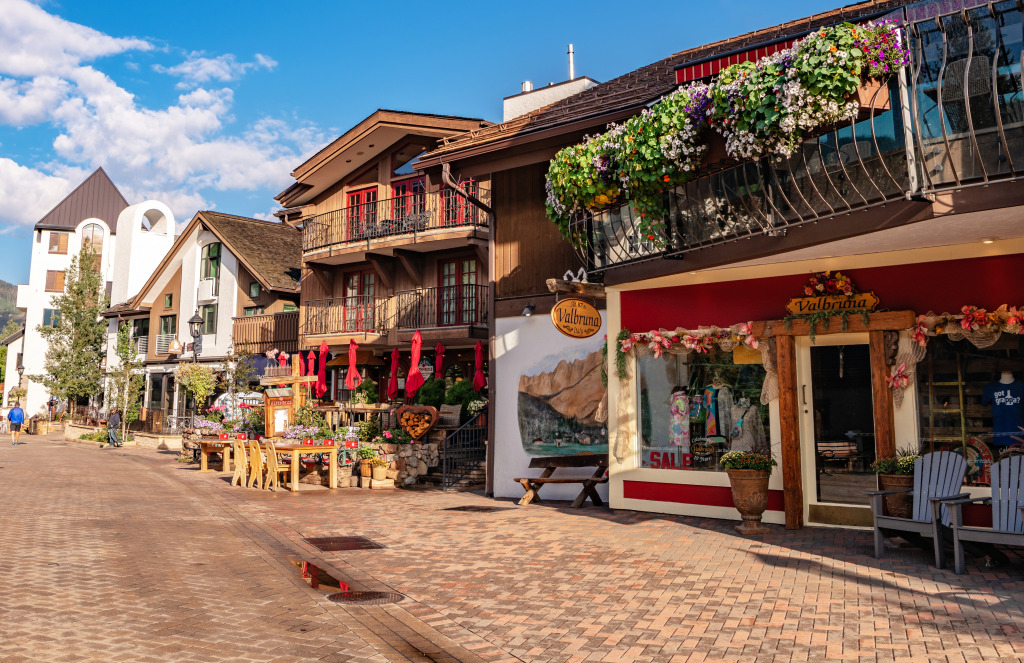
[{"x1": 395, "y1": 404, "x2": 439, "y2": 441}]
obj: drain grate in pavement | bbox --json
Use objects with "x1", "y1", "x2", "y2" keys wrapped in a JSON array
[
  {"x1": 304, "y1": 536, "x2": 385, "y2": 551},
  {"x1": 327, "y1": 591, "x2": 404, "y2": 605},
  {"x1": 443, "y1": 505, "x2": 514, "y2": 513}
]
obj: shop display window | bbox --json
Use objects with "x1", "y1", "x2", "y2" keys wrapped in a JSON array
[
  {"x1": 637, "y1": 347, "x2": 770, "y2": 471},
  {"x1": 917, "y1": 335, "x2": 1024, "y2": 487}
]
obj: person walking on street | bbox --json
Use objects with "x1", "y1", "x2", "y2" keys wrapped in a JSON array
[
  {"x1": 9, "y1": 402, "x2": 25, "y2": 445},
  {"x1": 104, "y1": 407, "x2": 121, "y2": 448}
]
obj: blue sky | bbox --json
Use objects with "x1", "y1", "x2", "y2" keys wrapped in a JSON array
[{"x1": 0, "y1": 0, "x2": 829, "y2": 285}]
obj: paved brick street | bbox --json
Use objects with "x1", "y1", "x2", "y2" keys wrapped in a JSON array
[{"x1": 3, "y1": 434, "x2": 1024, "y2": 662}]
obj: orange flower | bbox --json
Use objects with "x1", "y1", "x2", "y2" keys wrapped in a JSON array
[
  {"x1": 830, "y1": 45, "x2": 837, "y2": 53},
  {"x1": 663, "y1": 175, "x2": 670, "y2": 182}
]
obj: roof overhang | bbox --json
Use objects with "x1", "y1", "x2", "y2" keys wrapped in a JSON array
[{"x1": 276, "y1": 110, "x2": 489, "y2": 208}]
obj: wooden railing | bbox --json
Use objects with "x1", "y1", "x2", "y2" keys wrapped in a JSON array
[
  {"x1": 232, "y1": 311, "x2": 299, "y2": 354},
  {"x1": 303, "y1": 185, "x2": 491, "y2": 252}
]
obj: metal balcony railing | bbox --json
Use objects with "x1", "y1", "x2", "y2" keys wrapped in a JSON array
[
  {"x1": 302, "y1": 185, "x2": 491, "y2": 252},
  {"x1": 393, "y1": 284, "x2": 488, "y2": 329},
  {"x1": 155, "y1": 333, "x2": 175, "y2": 355},
  {"x1": 302, "y1": 296, "x2": 389, "y2": 336},
  {"x1": 573, "y1": 0, "x2": 1024, "y2": 272},
  {"x1": 133, "y1": 335, "x2": 149, "y2": 357}
]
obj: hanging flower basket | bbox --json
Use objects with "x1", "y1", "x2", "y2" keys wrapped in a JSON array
[
  {"x1": 701, "y1": 132, "x2": 734, "y2": 170},
  {"x1": 854, "y1": 78, "x2": 891, "y2": 118}
]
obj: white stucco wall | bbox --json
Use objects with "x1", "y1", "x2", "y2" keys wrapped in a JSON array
[
  {"x1": 3, "y1": 334, "x2": 24, "y2": 408},
  {"x1": 493, "y1": 314, "x2": 609, "y2": 501}
]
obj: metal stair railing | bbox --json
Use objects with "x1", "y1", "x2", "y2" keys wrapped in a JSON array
[{"x1": 441, "y1": 412, "x2": 487, "y2": 490}]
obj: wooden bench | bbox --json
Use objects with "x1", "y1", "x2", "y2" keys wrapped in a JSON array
[
  {"x1": 816, "y1": 440, "x2": 864, "y2": 474},
  {"x1": 514, "y1": 454, "x2": 609, "y2": 508}
]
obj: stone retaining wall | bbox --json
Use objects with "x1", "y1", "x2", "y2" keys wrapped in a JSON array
[{"x1": 365, "y1": 441, "x2": 441, "y2": 486}]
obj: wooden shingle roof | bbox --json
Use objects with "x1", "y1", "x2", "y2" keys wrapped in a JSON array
[
  {"x1": 34, "y1": 168, "x2": 129, "y2": 234},
  {"x1": 200, "y1": 212, "x2": 301, "y2": 292}
]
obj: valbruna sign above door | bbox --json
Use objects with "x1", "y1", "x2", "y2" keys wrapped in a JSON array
[{"x1": 550, "y1": 298, "x2": 602, "y2": 339}]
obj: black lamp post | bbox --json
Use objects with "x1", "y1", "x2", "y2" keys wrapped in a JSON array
[
  {"x1": 187, "y1": 310, "x2": 204, "y2": 363},
  {"x1": 17, "y1": 363, "x2": 24, "y2": 389}
]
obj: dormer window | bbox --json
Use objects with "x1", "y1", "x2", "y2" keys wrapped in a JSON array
[{"x1": 249, "y1": 281, "x2": 260, "y2": 298}]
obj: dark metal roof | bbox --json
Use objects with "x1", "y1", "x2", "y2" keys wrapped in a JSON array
[
  {"x1": 2, "y1": 326, "x2": 24, "y2": 346},
  {"x1": 34, "y1": 167, "x2": 129, "y2": 234}
]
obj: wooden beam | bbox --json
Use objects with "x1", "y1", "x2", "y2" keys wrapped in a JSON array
[
  {"x1": 752, "y1": 310, "x2": 915, "y2": 338},
  {"x1": 869, "y1": 330, "x2": 896, "y2": 458},
  {"x1": 545, "y1": 278, "x2": 608, "y2": 299},
  {"x1": 393, "y1": 249, "x2": 422, "y2": 288},
  {"x1": 308, "y1": 266, "x2": 334, "y2": 297},
  {"x1": 365, "y1": 254, "x2": 395, "y2": 291},
  {"x1": 775, "y1": 335, "x2": 803, "y2": 530},
  {"x1": 473, "y1": 242, "x2": 488, "y2": 267}
]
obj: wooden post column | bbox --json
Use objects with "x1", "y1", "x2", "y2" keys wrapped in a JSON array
[
  {"x1": 776, "y1": 335, "x2": 803, "y2": 529},
  {"x1": 869, "y1": 331, "x2": 896, "y2": 458}
]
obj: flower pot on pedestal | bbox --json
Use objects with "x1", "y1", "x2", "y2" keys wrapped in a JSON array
[{"x1": 726, "y1": 469, "x2": 771, "y2": 535}]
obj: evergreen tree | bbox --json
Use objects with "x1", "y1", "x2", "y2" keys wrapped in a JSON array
[
  {"x1": 109, "y1": 321, "x2": 144, "y2": 441},
  {"x1": 30, "y1": 245, "x2": 109, "y2": 412}
]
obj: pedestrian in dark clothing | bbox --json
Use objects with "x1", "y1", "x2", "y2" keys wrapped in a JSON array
[
  {"x1": 9, "y1": 402, "x2": 24, "y2": 445},
  {"x1": 104, "y1": 408, "x2": 121, "y2": 448}
]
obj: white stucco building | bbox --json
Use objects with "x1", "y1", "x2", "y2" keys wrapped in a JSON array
[{"x1": 3, "y1": 168, "x2": 175, "y2": 416}]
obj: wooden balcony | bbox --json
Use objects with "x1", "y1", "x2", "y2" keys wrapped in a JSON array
[
  {"x1": 302, "y1": 297, "x2": 389, "y2": 337},
  {"x1": 302, "y1": 186, "x2": 491, "y2": 259},
  {"x1": 232, "y1": 312, "x2": 299, "y2": 355},
  {"x1": 392, "y1": 284, "x2": 487, "y2": 330}
]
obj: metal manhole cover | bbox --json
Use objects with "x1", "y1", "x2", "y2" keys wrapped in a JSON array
[
  {"x1": 304, "y1": 536, "x2": 385, "y2": 551},
  {"x1": 443, "y1": 506, "x2": 514, "y2": 513},
  {"x1": 327, "y1": 591, "x2": 404, "y2": 605}
]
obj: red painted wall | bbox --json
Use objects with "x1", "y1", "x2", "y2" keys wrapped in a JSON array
[
  {"x1": 624, "y1": 480, "x2": 786, "y2": 511},
  {"x1": 621, "y1": 253, "x2": 1024, "y2": 331}
]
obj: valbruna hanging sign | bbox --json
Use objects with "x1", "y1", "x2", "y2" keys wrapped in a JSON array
[
  {"x1": 550, "y1": 298, "x2": 602, "y2": 339},
  {"x1": 785, "y1": 271, "x2": 879, "y2": 316}
]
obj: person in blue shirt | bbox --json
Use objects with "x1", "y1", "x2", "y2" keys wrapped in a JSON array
[{"x1": 8, "y1": 402, "x2": 25, "y2": 445}]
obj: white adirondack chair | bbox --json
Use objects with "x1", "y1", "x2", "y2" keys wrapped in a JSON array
[
  {"x1": 945, "y1": 455, "x2": 1024, "y2": 574},
  {"x1": 866, "y1": 451, "x2": 968, "y2": 566}
]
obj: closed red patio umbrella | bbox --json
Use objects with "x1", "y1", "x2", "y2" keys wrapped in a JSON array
[
  {"x1": 434, "y1": 342, "x2": 445, "y2": 378},
  {"x1": 344, "y1": 340, "x2": 360, "y2": 390},
  {"x1": 405, "y1": 331, "x2": 425, "y2": 398},
  {"x1": 386, "y1": 347, "x2": 400, "y2": 401},
  {"x1": 472, "y1": 341, "x2": 486, "y2": 392},
  {"x1": 306, "y1": 351, "x2": 316, "y2": 397},
  {"x1": 316, "y1": 340, "x2": 329, "y2": 398},
  {"x1": 277, "y1": 351, "x2": 287, "y2": 388}
]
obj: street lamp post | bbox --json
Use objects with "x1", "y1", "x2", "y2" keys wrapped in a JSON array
[{"x1": 187, "y1": 311, "x2": 204, "y2": 364}]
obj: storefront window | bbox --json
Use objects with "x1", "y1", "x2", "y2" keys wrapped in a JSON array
[
  {"x1": 637, "y1": 347, "x2": 770, "y2": 471},
  {"x1": 916, "y1": 335, "x2": 1024, "y2": 487}
]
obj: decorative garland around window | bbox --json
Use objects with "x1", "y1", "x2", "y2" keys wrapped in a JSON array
[
  {"x1": 784, "y1": 309, "x2": 873, "y2": 343},
  {"x1": 545, "y1": 21, "x2": 909, "y2": 245}
]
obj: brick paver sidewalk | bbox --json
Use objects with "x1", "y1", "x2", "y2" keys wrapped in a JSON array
[{"x1": 3, "y1": 433, "x2": 1024, "y2": 662}]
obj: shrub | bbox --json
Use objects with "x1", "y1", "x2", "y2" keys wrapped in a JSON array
[
  {"x1": 413, "y1": 378, "x2": 445, "y2": 409},
  {"x1": 352, "y1": 378, "x2": 379, "y2": 404},
  {"x1": 357, "y1": 415, "x2": 381, "y2": 442},
  {"x1": 444, "y1": 379, "x2": 480, "y2": 424},
  {"x1": 720, "y1": 451, "x2": 777, "y2": 473}
]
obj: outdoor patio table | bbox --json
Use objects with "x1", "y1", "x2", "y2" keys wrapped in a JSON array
[
  {"x1": 260, "y1": 442, "x2": 338, "y2": 493},
  {"x1": 514, "y1": 454, "x2": 609, "y2": 508},
  {"x1": 197, "y1": 440, "x2": 233, "y2": 474}
]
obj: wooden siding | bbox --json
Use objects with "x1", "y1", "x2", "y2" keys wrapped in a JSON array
[
  {"x1": 235, "y1": 264, "x2": 298, "y2": 316},
  {"x1": 232, "y1": 311, "x2": 299, "y2": 355},
  {"x1": 492, "y1": 163, "x2": 577, "y2": 299},
  {"x1": 148, "y1": 266, "x2": 181, "y2": 361}
]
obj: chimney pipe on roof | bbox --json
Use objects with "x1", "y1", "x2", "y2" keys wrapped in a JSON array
[
  {"x1": 568, "y1": 44, "x2": 575, "y2": 80},
  {"x1": 522, "y1": 81, "x2": 533, "y2": 93}
]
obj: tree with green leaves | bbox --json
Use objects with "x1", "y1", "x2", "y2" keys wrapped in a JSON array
[
  {"x1": 108, "y1": 321, "x2": 144, "y2": 442},
  {"x1": 220, "y1": 346, "x2": 261, "y2": 419},
  {"x1": 175, "y1": 362, "x2": 217, "y2": 411},
  {"x1": 31, "y1": 245, "x2": 108, "y2": 412},
  {"x1": 0, "y1": 318, "x2": 21, "y2": 383}
]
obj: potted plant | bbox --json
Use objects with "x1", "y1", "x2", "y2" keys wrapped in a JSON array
[
  {"x1": 356, "y1": 445, "x2": 377, "y2": 477},
  {"x1": 369, "y1": 456, "x2": 388, "y2": 481},
  {"x1": 870, "y1": 449, "x2": 919, "y2": 518},
  {"x1": 720, "y1": 451, "x2": 778, "y2": 535}
]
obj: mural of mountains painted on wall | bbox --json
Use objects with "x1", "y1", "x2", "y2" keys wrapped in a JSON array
[
  {"x1": 0, "y1": 280, "x2": 24, "y2": 331},
  {"x1": 518, "y1": 350, "x2": 608, "y2": 427}
]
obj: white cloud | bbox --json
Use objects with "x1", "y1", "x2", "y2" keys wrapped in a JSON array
[
  {"x1": 0, "y1": 0, "x2": 151, "y2": 78},
  {"x1": 0, "y1": 3, "x2": 325, "y2": 232},
  {"x1": 154, "y1": 52, "x2": 277, "y2": 88}
]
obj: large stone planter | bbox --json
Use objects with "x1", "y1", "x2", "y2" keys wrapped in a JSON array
[
  {"x1": 877, "y1": 474, "x2": 914, "y2": 518},
  {"x1": 726, "y1": 469, "x2": 771, "y2": 535}
]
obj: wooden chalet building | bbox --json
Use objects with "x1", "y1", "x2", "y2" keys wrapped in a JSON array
[
  {"x1": 419, "y1": 0, "x2": 1024, "y2": 529},
  {"x1": 275, "y1": 109, "x2": 492, "y2": 399}
]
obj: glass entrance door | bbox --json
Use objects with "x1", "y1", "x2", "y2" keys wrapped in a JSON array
[{"x1": 798, "y1": 334, "x2": 877, "y2": 525}]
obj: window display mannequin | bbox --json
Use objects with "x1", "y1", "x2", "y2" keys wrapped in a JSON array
[
  {"x1": 983, "y1": 371, "x2": 1023, "y2": 447},
  {"x1": 730, "y1": 397, "x2": 767, "y2": 453},
  {"x1": 668, "y1": 386, "x2": 690, "y2": 452},
  {"x1": 702, "y1": 373, "x2": 734, "y2": 437}
]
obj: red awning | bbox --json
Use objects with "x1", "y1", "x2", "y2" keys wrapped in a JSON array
[{"x1": 675, "y1": 40, "x2": 795, "y2": 85}]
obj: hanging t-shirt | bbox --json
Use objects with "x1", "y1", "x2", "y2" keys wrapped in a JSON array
[{"x1": 982, "y1": 379, "x2": 1024, "y2": 446}]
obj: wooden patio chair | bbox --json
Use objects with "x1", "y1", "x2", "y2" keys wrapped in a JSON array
[
  {"x1": 866, "y1": 451, "x2": 968, "y2": 566},
  {"x1": 246, "y1": 439, "x2": 265, "y2": 489},
  {"x1": 945, "y1": 455, "x2": 1024, "y2": 574},
  {"x1": 263, "y1": 439, "x2": 291, "y2": 492},
  {"x1": 230, "y1": 439, "x2": 248, "y2": 487}
]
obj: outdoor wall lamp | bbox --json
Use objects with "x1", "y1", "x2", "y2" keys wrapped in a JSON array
[
  {"x1": 522, "y1": 303, "x2": 536, "y2": 317},
  {"x1": 187, "y1": 310, "x2": 204, "y2": 363},
  {"x1": 17, "y1": 363, "x2": 24, "y2": 385}
]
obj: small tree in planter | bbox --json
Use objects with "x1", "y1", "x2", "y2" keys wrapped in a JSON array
[
  {"x1": 870, "y1": 448, "x2": 919, "y2": 518},
  {"x1": 721, "y1": 451, "x2": 778, "y2": 535}
]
